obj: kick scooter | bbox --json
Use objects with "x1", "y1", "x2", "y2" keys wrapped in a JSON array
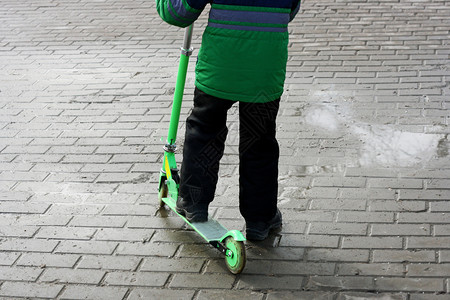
[{"x1": 157, "y1": 24, "x2": 246, "y2": 274}]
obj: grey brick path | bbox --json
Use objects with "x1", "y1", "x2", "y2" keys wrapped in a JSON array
[{"x1": 0, "y1": 0, "x2": 449, "y2": 299}]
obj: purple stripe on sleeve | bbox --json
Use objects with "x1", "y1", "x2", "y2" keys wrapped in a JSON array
[
  {"x1": 210, "y1": 9, "x2": 290, "y2": 25},
  {"x1": 208, "y1": 22, "x2": 287, "y2": 33},
  {"x1": 169, "y1": 0, "x2": 201, "y2": 21}
]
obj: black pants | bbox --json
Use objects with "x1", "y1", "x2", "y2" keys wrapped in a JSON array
[{"x1": 179, "y1": 88, "x2": 280, "y2": 222}]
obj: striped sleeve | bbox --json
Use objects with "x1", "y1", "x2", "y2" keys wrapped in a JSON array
[
  {"x1": 156, "y1": 0, "x2": 207, "y2": 27},
  {"x1": 289, "y1": 0, "x2": 301, "y2": 22}
]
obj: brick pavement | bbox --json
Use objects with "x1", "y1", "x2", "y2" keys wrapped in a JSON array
[{"x1": 0, "y1": 0, "x2": 449, "y2": 299}]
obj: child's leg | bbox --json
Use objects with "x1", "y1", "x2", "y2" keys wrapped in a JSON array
[
  {"x1": 238, "y1": 99, "x2": 281, "y2": 223},
  {"x1": 177, "y1": 88, "x2": 235, "y2": 221}
]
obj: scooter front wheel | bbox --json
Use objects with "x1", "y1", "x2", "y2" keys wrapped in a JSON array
[{"x1": 224, "y1": 236, "x2": 246, "y2": 274}]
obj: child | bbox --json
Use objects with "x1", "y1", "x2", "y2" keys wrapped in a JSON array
[{"x1": 156, "y1": 0, "x2": 301, "y2": 241}]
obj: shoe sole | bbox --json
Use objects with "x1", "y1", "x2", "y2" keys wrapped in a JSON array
[{"x1": 176, "y1": 207, "x2": 208, "y2": 223}]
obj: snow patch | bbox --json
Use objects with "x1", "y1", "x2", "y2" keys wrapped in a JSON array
[
  {"x1": 353, "y1": 125, "x2": 443, "y2": 167},
  {"x1": 301, "y1": 102, "x2": 444, "y2": 168},
  {"x1": 303, "y1": 105, "x2": 341, "y2": 131}
]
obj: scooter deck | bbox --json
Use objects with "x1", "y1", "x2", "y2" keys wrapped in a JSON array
[{"x1": 162, "y1": 196, "x2": 228, "y2": 242}]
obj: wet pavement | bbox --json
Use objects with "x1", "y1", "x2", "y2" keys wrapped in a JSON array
[{"x1": 0, "y1": 0, "x2": 449, "y2": 299}]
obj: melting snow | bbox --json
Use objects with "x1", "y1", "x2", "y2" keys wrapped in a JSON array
[
  {"x1": 303, "y1": 106, "x2": 340, "y2": 131},
  {"x1": 302, "y1": 103, "x2": 444, "y2": 168},
  {"x1": 352, "y1": 125, "x2": 443, "y2": 167}
]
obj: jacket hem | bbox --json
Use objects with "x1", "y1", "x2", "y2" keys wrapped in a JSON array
[{"x1": 195, "y1": 81, "x2": 283, "y2": 103}]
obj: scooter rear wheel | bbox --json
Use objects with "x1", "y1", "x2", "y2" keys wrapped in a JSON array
[{"x1": 224, "y1": 236, "x2": 246, "y2": 274}]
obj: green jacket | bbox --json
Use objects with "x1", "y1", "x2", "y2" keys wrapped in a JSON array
[{"x1": 156, "y1": 0, "x2": 301, "y2": 102}]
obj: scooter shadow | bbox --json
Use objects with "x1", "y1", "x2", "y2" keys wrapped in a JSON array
[{"x1": 157, "y1": 206, "x2": 170, "y2": 218}]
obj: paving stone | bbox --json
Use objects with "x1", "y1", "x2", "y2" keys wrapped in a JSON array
[
  {"x1": 62, "y1": 154, "x2": 112, "y2": 164},
  {"x1": 371, "y1": 224, "x2": 431, "y2": 236},
  {"x1": 63, "y1": 183, "x2": 118, "y2": 193},
  {"x1": 279, "y1": 220, "x2": 308, "y2": 234},
  {"x1": 0, "y1": 202, "x2": 50, "y2": 214},
  {"x1": 282, "y1": 210, "x2": 335, "y2": 222},
  {"x1": 399, "y1": 190, "x2": 450, "y2": 201},
  {"x1": 0, "y1": 191, "x2": 32, "y2": 201},
  {"x1": 152, "y1": 229, "x2": 207, "y2": 244},
  {"x1": 102, "y1": 204, "x2": 155, "y2": 216},
  {"x1": 407, "y1": 264, "x2": 450, "y2": 277},
  {"x1": 116, "y1": 182, "x2": 160, "y2": 193},
  {"x1": 84, "y1": 193, "x2": 140, "y2": 204},
  {"x1": 177, "y1": 243, "x2": 223, "y2": 259},
  {"x1": 198, "y1": 289, "x2": 264, "y2": 300},
  {"x1": 46, "y1": 204, "x2": 104, "y2": 215},
  {"x1": 0, "y1": 252, "x2": 20, "y2": 266},
  {"x1": 115, "y1": 242, "x2": 178, "y2": 257},
  {"x1": 36, "y1": 227, "x2": 97, "y2": 240},
  {"x1": 305, "y1": 276, "x2": 375, "y2": 291},
  {"x1": 0, "y1": 171, "x2": 49, "y2": 181},
  {"x1": 368, "y1": 178, "x2": 423, "y2": 189},
  {"x1": 81, "y1": 163, "x2": 133, "y2": 173},
  {"x1": 280, "y1": 234, "x2": 340, "y2": 248},
  {"x1": 0, "y1": 225, "x2": 39, "y2": 238},
  {"x1": 29, "y1": 193, "x2": 87, "y2": 204},
  {"x1": 0, "y1": 266, "x2": 43, "y2": 281},
  {"x1": 16, "y1": 253, "x2": 79, "y2": 268},
  {"x1": 69, "y1": 216, "x2": 127, "y2": 228},
  {"x1": 343, "y1": 237, "x2": 403, "y2": 249},
  {"x1": 267, "y1": 291, "x2": 336, "y2": 300},
  {"x1": 77, "y1": 255, "x2": 141, "y2": 270},
  {"x1": 310, "y1": 222, "x2": 368, "y2": 235},
  {"x1": 104, "y1": 271, "x2": 169, "y2": 287},
  {"x1": 127, "y1": 216, "x2": 185, "y2": 229},
  {"x1": 307, "y1": 249, "x2": 370, "y2": 263},
  {"x1": 0, "y1": 214, "x2": 71, "y2": 226},
  {"x1": 407, "y1": 237, "x2": 450, "y2": 249},
  {"x1": 242, "y1": 261, "x2": 335, "y2": 276},
  {"x1": 127, "y1": 288, "x2": 195, "y2": 300},
  {"x1": 0, "y1": 238, "x2": 59, "y2": 253},
  {"x1": 337, "y1": 263, "x2": 405, "y2": 276},
  {"x1": 313, "y1": 177, "x2": 366, "y2": 188},
  {"x1": 237, "y1": 275, "x2": 303, "y2": 290},
  {"x1": 60, "y1": 286, "x2": 128, "y2": 300},
  {"x1": 96, "y1": 172, "x2": 149, "y2": 183},
  {"x1": 337, "y1": 211, "x2": 395, "y2": 223},
  {"x1": 373, "y1": 277, "x2": 445, "y2": 292},
  {"x1": 310, "y1": 198, "x2": 367, "y2": 211},
  {"x1": 398, "y1": 213, "x2": 450, "y2": 224},
  {"x1": 336, "y1": 292, "x2": 407, "y2": 300},
  {"x1": 1, "y1": 0, "x2": 449, "y2": 298},
  {"x1": 0, "y1": 282, "x2": 64, "y2": 299},
  {"x1": 39, "y1": 268, "x2": 105, "y2": 284},
  {"x1": 339, "y1": 188, "x2": 397, "y2": 200},
  {"x1": 373, "y1": 250, "x2": 436, "y2": 263},
  {"x1": 170, "y1": 273, "x2": 236, "y2": 289},
  {"x1": 246, "y1": 243, "x2": 305, "y2": 261},
  {"x1": 431, "y1": 202, "x2": 450, "y2": 213},
  {"x1": 439, "y1": 250, "x2": 450, "y2": 263},
  {"x1": 95, "y1": 228, "x2": 154, "y2": 242},
  {"x1": 55, "y1": 241, "x2": 118, "y2": 255},
  {"x1": 140, "y1": 257, "x2": 204, "y2": 273},
  {"x1": 409, "y1": 294, "x2": 450, "y2": 300},
  {"x1": 369, "y1": 200, "x2": 427, "y2": 213}
]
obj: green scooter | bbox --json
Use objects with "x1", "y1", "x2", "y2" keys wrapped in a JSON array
[{"x1": 158, "y1": 24, "x2": 246, "y2": 274}]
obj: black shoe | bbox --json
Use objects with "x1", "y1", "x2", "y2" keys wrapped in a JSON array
[
  {"x1": 175, "y1": 197, "x2": 208, "y2": 223},
  {"x1": 246, "y1": 209, "x2": 282, "y2": 241}
]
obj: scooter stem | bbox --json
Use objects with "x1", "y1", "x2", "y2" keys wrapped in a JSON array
[{"x1": 166, "y1": 24, "x2": 194, "y2": 147}]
